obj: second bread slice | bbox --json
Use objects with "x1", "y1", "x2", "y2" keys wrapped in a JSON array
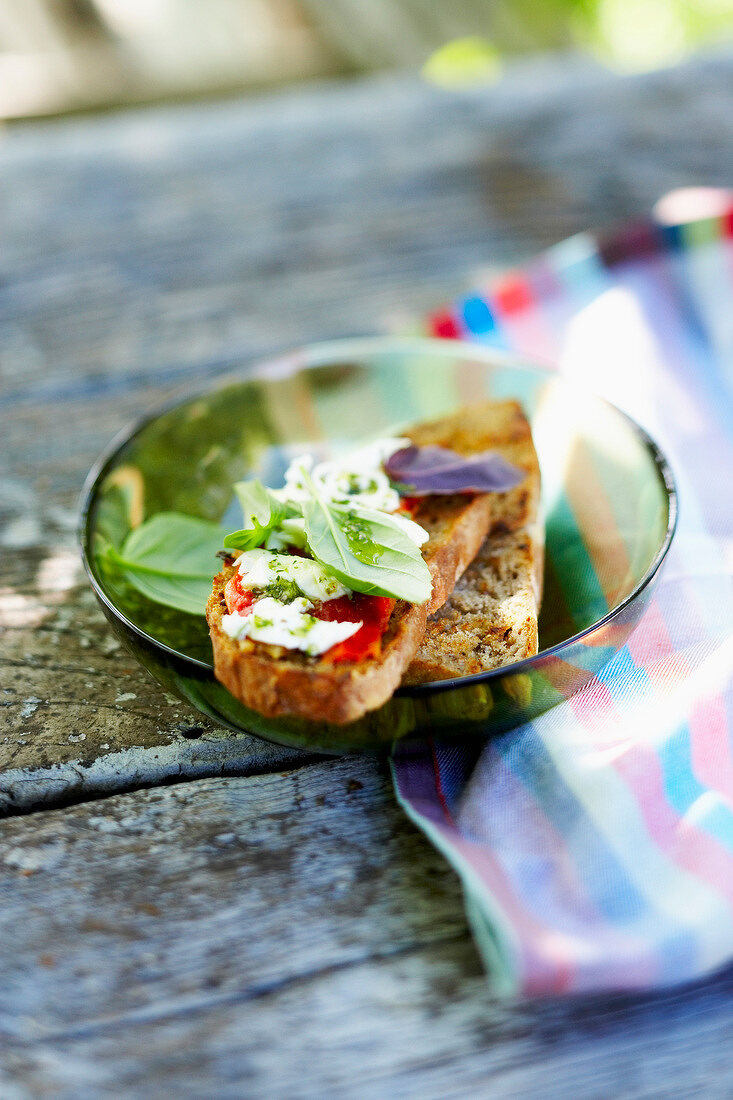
[{"x1": 401, "y1": 524, "x2": 543, "y2": 685}]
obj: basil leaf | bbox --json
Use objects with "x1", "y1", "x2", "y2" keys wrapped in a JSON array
[
  {"x1": 224, "y1": 479, "x2": 288, "y2": 551},
  {"x1": 385, "y1": 444, "x2": 525, "y2": 495},
  {"x1": 301, "y1": 478, "x2": 431, "y2": 604},
  {"x1": 107, "y1": 512, "x2": 226, "y2": 615},
  {"x1": 108, "y1": 567, "x2": 215, "y2": 617}
]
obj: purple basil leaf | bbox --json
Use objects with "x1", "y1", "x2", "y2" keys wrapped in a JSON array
[{"x1": 384, "y1": 444, "x2": 526, "y2": 495}]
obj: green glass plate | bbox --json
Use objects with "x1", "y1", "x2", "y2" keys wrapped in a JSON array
[{"x1": 79, "y1": 338, "x2": 677, "y2": 753}]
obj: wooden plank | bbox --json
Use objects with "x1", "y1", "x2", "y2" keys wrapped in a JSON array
[
  {"x1": 0, "y1": 535, "x2": 311, "y2": 813},
  {"x1": 4, "y1": 53, "x2": 733, "y2": 812},
  {"x1": 2, "y1": 54, "x2": 733, "y2": 1092},
  {"x1": 4, "y1": 54, "x2": 733, "y2": 403},
  {"x1": 4, "y1": 51, "x2": 730, "y2": 814},
  {"x1": 0, "y1": 761, "x2": 731, "y2": 1098}
]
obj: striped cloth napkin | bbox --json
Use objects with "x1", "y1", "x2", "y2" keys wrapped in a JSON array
[{"x1": 391, "y1": 188, "x2": 733, "y2": 996}]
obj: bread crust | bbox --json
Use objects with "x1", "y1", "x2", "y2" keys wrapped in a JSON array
[{"x1": 206, "y1": 399, "x2": 540, "y2": 723}]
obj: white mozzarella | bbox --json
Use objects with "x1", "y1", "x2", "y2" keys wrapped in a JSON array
[
  {"x1": 235, "y1": 548, "x2": 349, "y2": 602},
  {"x1": 281, "y1": 437, "x2": 409, "y2": 514},
  {"x1": 221, "y1": 596, "x2": 361, "y2": 656}
]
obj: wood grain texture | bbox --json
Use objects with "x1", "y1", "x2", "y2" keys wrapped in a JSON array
[
  {"x1": 4, "y1": 49, "x2": 733, "y2": 807},
  {"x1": 0, "y1": 545, "x2": 312, "y2": 813},
  {"x1": 2, "y1": 48, "x2": 733, "y2": 1096},
  {"x1": 1, "y1": 761, "x2": 732, "y2": 1099}
]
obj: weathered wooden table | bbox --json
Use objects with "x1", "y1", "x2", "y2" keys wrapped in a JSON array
[{"x1": 3, "y1": 49, "x2": 733, "y2": 1098}]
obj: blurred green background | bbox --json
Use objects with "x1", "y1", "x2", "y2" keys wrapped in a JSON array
[{"x1": 2, "y1": 0, "x2": 732, "y2": 120}]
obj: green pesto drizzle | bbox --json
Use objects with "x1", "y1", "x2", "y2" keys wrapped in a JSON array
[{"x1": 341, "y1": 514, "x2": 383, "y2": 565}]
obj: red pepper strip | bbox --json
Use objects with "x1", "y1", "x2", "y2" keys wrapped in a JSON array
[
  {"x1": 224, "y1": 572, "x2": 395, "y2": 664},
  {"x1": 398, "y1": 495, "x2": 423, "y2": 515},
  {"x1": 224, "y1": 544, "x2": 303, "y2": 614},
  {"x1": 314, "y1": 594, "x2": 395, "y2": 663},
  {"x1": 224, "y1": 572, "x2": 256, "y2": 616}
]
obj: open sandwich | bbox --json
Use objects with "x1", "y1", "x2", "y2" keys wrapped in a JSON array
[{"x1": 206, "y1": 399, "x2": 541, "y2": 724}]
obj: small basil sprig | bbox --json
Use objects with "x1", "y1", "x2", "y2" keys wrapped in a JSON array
[
  {"x1": 105, "y1": 512, "x2": 226, "y2": 615},
  {"x1": 224, "y1": 479, "x2": 289, "y2": 551},
  {"x1": 300, "y1": 471, "x2": 431, "y2": 605}
]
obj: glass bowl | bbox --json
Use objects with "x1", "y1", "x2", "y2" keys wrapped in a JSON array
[{"x1": 79, "y1": 338, "x2": 677, "y2": 753}]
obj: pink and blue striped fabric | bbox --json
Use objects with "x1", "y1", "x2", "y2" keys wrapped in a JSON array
[{"x1": 391, "y1": 189, "x2": 733, "y2": 996}]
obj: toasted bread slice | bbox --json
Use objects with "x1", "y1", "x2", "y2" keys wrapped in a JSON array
[
  {"x1": 402, "y1": 524, "x2": 544, "y2": 685},
  {"x1": 408, "y1": 399, "x2": 540, "y2": 613},
  {"x1": 207, "y1": 571, "x2": 428, "y2": 725},
  {"x1": 207, "y1": 399, "x2": 540, "y2": 724}
]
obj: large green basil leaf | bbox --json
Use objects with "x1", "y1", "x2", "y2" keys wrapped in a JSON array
[
  {"x1": 301, "y1": 483, "x2": 431, "y2": 605},
  {"x1": 224, "y1": 479, "x2": 289, "y2": 551},
  {"x1": 106, "y1": 512, "x2": 226, "y2": 615}
]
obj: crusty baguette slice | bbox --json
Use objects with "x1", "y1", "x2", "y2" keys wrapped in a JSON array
[
  {"x1": 207, "y1": 570, "x2": 428, "y2": 725},
  {"x1": 402, "y1": 523, "x2": 544, "y2": 685},
  {"x1": 207, "y1": 399, "x2": 539, "y2": 724}
]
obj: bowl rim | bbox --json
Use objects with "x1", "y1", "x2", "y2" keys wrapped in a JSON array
[{"x1": 78, "y1": 335, "x2": 678, "y2": 697}]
